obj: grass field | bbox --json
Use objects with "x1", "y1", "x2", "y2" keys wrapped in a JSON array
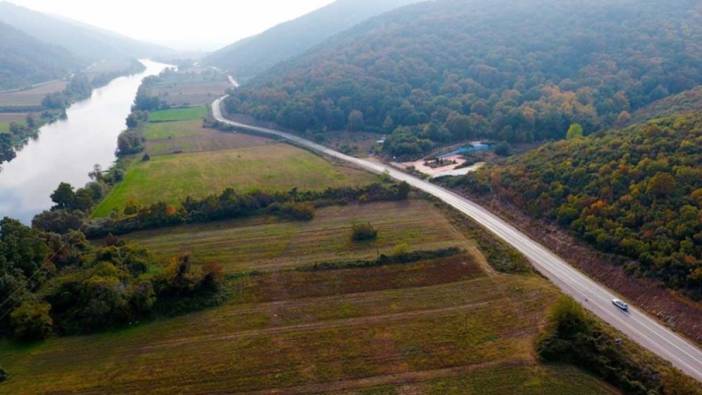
[
  {"x1": 92, "y1": 106, "x2": 376, "y2": 217},
  {"x1": 124, "y1": 200, "x2": 479, "y2": 272},
  {"x1": 0, "y1": 80, "x2": 66, "y2": 107},
  {"x1": 0, "y1": 113, "x2": 27, "y2": 132},
  {"x1": 144, "y1": 119, "x2": 274, "y2": 156},
  {"x1": 152, "y1": 70, "x2": 232, "y2": 107},
  {"x1": 93, "y1": 143, "x2": 376, "y2": 217},
  {"x1": 0, "y1": 204, "x2": 614, "y2": 393},
  {"x1": 149, "y1": 106, "x2": 208, "y2": 123}
]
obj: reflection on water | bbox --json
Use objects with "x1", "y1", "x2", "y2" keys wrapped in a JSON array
[{"x1": 0, "y1": 60, "x2": 171, "y2": 223}]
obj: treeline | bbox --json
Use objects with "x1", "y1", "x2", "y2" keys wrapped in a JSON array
[
  {"x1": 84, "y1": 182, "x2": 410, "y2": 238},
  {"x1": 225, "y1": 0, "x2": 702, "y2": 158},
  {"x1": 538, "y1": 297, "x2": 699, "y2": 394},
  {"x1": 116, "y1": 74, "x2": 170, "y2": 156},
  {"x1": 1, "y1": 61, "x2": 147, "y2": 164},
  {"x1": 31, "y1": 177, "x2": 409, "y2": 238},
  {"x1": 0, "y1": 113, "x2": 59, "y2": 164},
  {"x1": 453, "y1": 112, "x2": 702, "y2": 297},
  {"x1": 43, "y1": 60, "x2": 146, "y2": 111},
  {"x1": 0, "y1": 218, "x2": 223, "y2": 342}
]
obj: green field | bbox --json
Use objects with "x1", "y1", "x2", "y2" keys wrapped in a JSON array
[
  {"x1": 143, "y1": 119, "x2": 273, "y2": 156},
  {"x1": 148, "y1": 106, "x2": 208, "y2": 122},
  {"x1": 124, "y1": 200, "x2": 480, "y2": 273},
  {"x1": 93, "y1": 143, "x2": 376, "y2": 217},
  {"x1": 0, "y1": 198, "x2": 614, "y2": 393},
  {"x1": 0, "y1": 113, "x2": 27, "y2": 132}
]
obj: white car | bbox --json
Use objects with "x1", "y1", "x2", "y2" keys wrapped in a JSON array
[{"x1": 612, "y1": 299, "x2": 629, "y2": 312}]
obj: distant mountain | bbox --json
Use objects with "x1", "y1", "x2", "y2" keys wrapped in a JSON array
[
  {"x1": 0, "y1": 1, "x2": 172, "y2": 62},
  {"x1": 205, "y1": 0, "x2": 422, "y2": 80},
  {"x1": 0, "y1": 21, "x2": 79, "y2": 90},
  {"x1": 225, "y1": 0, "x2": 702, "y2": 158}
]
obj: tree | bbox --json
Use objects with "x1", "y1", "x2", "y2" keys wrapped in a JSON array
[
  {"x1": 50, "y1": 183, "x2": 76, "y2": 210},
  {"x1": 566, "y1": 123, "x2": 584, "y2": 139},
  {"x1": 647, "y1": 173, "x2": 676, "y2": 197},
  {"x1": 347, "y1": 110, "x2": 365, "y2": 131},
  {"x1": 0, "y1": 134, "x2": 15, "y2": 162},
  {"x1": 10, "y1": 300, "x2": 53, "y2": 341},
  {"x1": 352, "y1": 223, "x2": 378, "y2": 241},
  {"x1": 445, "y1": 112, "x2": 471, "y2": 140},
  {"x1": 616, "y1": 111, "x2": 631, "y2": 127},
  {"x1": 494, "y1": 142, "x2": 512, "y2": 156}
]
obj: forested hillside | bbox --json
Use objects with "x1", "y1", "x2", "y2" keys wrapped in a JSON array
[
  {"x1": 225, "y1": 0, "x2": 702, "y2": 158},
  {"x1": 0, "y1": 2, "x2": 171, "y2": 62},
  {"x1": 205, "y1": 0, "x2": 420, "y2": 80},
  {"x1": 631, "y1": 86, "x2": 702, "y2": 124},
  {"x1": 454, "y1": 112, "x2": 702, "y2": 297},
  {"x1": 0, "y1": 21, "x2": 78, "y2": 89}
]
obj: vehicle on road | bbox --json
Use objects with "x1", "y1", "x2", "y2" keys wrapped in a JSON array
[{"x1": 612, "y1": 299, "x2": 629, "y2": 312}]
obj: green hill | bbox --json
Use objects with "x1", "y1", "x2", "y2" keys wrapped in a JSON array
[
  {"x1": 205, "y1": 0, "x2": 421, "y2": 80},
  {"x1": 455, "y1": 111, "x2": 702, "y2": 298},
  {"x1": 0, "y1": 21, "x2": 78, "y2": 90},
  {"x1": 225, "y1": 0, "x2": 702, "y2": 158},
  {"x1": 0, "y1": 1, "x2": 172, "y2": 62}
]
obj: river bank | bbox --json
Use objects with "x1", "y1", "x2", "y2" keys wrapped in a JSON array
[{"x1": 0, "y1": 60, "x2": 171, "y2": 223}]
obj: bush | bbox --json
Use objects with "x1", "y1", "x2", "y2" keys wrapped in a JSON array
[
  {"x1": 494, "y1": 142, "x2": 512, "y2": 156},
  {"x1": 270, "y1": 202, "x2": 315, "y2": 221},
  {"x1": 10, "y1": 300, "x2": 53, "y2": 341},
  {"x1": 537, "y1": 297, "x2": 668, "y2": 394},
  {"x1": 351, "y1": 222, "x2": 378, "y2": 241}
]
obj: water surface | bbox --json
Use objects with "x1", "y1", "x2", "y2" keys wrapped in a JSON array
[{"x1": 0, "y1": 60, "x2": 171, "y2": 223}]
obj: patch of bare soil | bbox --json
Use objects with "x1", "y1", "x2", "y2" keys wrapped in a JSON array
[{"x1": 457, "y1": 192, "x2": 702, "y2": 345}]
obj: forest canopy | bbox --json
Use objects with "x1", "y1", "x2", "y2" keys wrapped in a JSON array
[
  {"x1": 454, "y1": 112, "x2": 702, "y2": 298},
  {"x1": 225, "y1": 0, "x2": 702, "y2": 158}
]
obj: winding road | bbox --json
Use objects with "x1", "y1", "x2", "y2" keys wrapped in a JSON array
[{"x1": 212, "y1": 96, "x2": 702, "y2": 382}]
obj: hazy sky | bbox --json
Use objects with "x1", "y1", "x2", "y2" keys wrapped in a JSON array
[{"x1": 8, "y1": 0, "x2": 335, "y2": 51}]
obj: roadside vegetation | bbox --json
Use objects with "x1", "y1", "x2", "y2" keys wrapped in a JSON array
[
  {"x1": 452, "y1": 112, "x2": 702, "y2": 298},
  {"x1": 538, "y1": 297, "x2": 701, "y2": 394}
]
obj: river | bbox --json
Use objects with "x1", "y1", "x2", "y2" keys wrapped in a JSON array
[{"x1": 0, "y1": 59, "x2": 171, "y2": 223}]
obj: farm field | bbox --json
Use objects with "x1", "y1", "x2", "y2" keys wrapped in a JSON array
[
  {"x1": 0, "y1": 200, "x2": 614, "y2": 393},
  {"x1": 151, "y1": 70, "x2": 232, "y2": 107},
  {"x1": 0, "y1": 80, "x2": 66, "y2": 107},
  {"x1": 0, "y1": 113, "x2": 26, "y2": 132},
  {"x1": 93, "y1": 106, "x2": 376, "y2": 217},
  {"x1": 124, "y1": 200, "x2": 478, "y2": 272},
  {"x1": 144, "y1": 119, "x2": 273, "y2": 156},
  {"x1": 148, "y1": 106, "x2": 207, "y2": 122},
  {"x1": 93, "y1": 144, "x2": 376, "y2": 217}
]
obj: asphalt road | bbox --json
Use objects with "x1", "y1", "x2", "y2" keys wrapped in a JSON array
[{"x1": 212, "y1": 96, "x2": 702, "y2": 382}]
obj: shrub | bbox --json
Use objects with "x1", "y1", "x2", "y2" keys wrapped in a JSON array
[
  {"x1": 10, "y1": 300, "x2": 53, "y2": 341},
  {"x1": 270, "y1": 202, "x2": 315, "y2": 221},
  {"x1": 494, "y1": 142, "x2": 512, "y2": 156},
  {"x1": 537, "y1": 297, "x2": 668, "y2": 394},
  {"x1": 351, "y1": 222, "x2": 378, "y2": 241}
]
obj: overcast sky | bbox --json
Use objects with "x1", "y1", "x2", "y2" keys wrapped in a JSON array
[{"x1": 8, "y1": 0, "x2": 335, "y2": 51}]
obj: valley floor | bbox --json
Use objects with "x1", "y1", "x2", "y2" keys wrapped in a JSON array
[{"x1": 0, "y1": 199, "x2": 615, "y2": 394}]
